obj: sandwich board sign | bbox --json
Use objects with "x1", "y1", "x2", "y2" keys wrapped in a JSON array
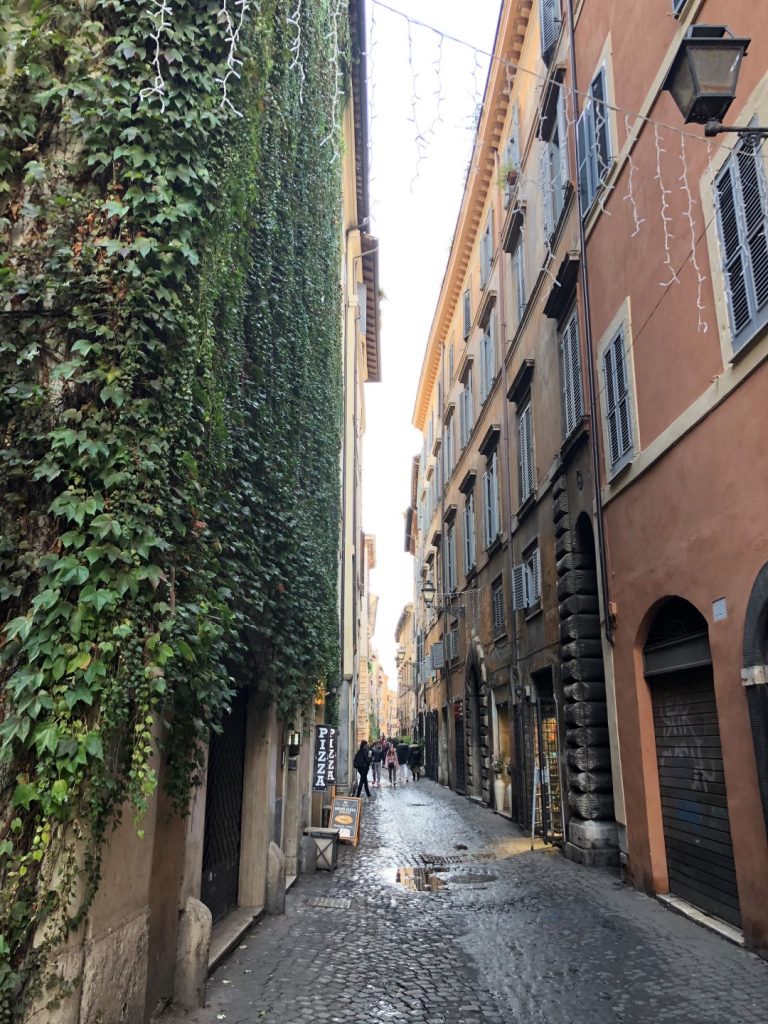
[{"x1": 329, "y1": 795, "x2": 362, "y2": 845}]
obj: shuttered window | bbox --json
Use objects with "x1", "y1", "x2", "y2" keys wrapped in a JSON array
[
  {"x1": 513, "y1": 236, "x2": 526, "y2": 327},
  {"x1": 504, "y1": 104, "x2": 521, "y2": 209},
  {"x1": 459, "y1": 366, "x2": 474, "y2": 448},
  {"x1": 483, "y1": 452, "x2": 500, "y2": 548},
  {"x1": 576, "y1": 67, "x2": 612, "y2": 213},
  {"x1": 492, "y1": 577, "x2": 506, "y2": 636},
  {"x1": 463, "y1": 288, "x2": 472, "y2": 338},
  {"x1": 511, "y1": 546, "x2": 541, "y2": 611},
  {"x1": 672, "y1": 0, "x2": 686, "y2": 13},
  {"x1": 541, "y1": 82, "x2": 569, "y2": 237},
  {"x1": 480, "y1": 209, "x2": 494, "y2": 288},
  {"x1": 445, "y1": 524, "x2": 457, "y2": 594},
  {"x1": 518, "y1": 399, "x2": 535, "y2": 503},
  {"x1": 714, "y1": 137, "x2": 768, "y2": 352},
  {"x1": 443, "y1": 416, "x2": 454, "y2": 482},
  {"x1": 539, "y1": 0, "x2": 559, "y2": 64},
  {"x1": 559, "y1": 308, "x2": 583, "y2": 437},
  {"x1": 602, "y1": 328, "x2": 634, "y2": 473},
  {"x1": 463, "y1": 493, "x2": 476, "y2": 573},
  {"x1": 480, "y1": 316, "x2": 496, "y2": 402}
]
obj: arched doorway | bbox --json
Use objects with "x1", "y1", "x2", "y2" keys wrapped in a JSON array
[
  {"x1": 743, "y1": 562, "x2": 768, "y2": 833},
  {"x1": 644, "y1": 597, "x2": 741, "y2": 927},
  {"x1": 464, "y1": 634, "x2": 491, "y2": 803}
]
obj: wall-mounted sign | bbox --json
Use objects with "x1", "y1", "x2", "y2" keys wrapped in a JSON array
[
  {"x1": 313, "y1": 725, "x2": 337, "y2": 791},
  {"x1": 329, "y1": 795, "x2": 362, "y2": 845}
]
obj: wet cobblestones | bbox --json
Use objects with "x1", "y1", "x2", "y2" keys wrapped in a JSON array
[{"x1": 162, "y1": 780, "x2": 768, "y2": 1024}]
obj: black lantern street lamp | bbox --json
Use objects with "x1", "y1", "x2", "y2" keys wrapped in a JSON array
[
  {"x1": 421, "y1": 579, "x2": 436, "y2": 608},
  {"x1": 663, "y1": 25, "x2": 764, "y2": 138}
]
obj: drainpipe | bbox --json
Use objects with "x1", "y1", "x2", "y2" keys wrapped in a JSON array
[
  {"x1": 565, "y1": 0, "x2": 614, "y2": 644},
  {"x1": 494, "y1": 150, "x2": 521, "y2": 735}
]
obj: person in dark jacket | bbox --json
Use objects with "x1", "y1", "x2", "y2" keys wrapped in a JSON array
[
  {"x1": 408, "y1": 744, "x2": 423, "y2": 782},
  {"x1": 353, "y1": 740, "x2": 372, "y2": 798},
  {"x1": 370, "y1": 740, "x2": 384, "y2": 788},
  {"x1": 396, "y1": 739, "x2": 410, "y2": 784}
]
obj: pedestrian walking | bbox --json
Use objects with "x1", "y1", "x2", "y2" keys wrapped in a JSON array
[
  {"x1": 408, "y1": 743, "x2": 423, "y2": 782},
  {"x1": 384, "y1": 742, "x2": 399, "y2": 787},
  {"x1": 353, "y1": 740, "x2": 372, "y2": 798},
  {"x1": 396, "y1": 738, "x2": 411, "y2": 784},
  {"x1": 370, "y1": 740, "x2": 384, "y2": 787}
]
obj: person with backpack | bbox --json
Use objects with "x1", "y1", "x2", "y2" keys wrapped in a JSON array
[
  {"x1": 353, "y1": 740, "x2": 372, "y2": 798},
  {"x1": 408, "y1": 743, "x2": 423, "y2": 782},
  {"x1": 384, "y1": 742, "x2": 399, "y2": 787},
  {"x1": 370, "y1": 740, "x2": 384, "y2": 788}
]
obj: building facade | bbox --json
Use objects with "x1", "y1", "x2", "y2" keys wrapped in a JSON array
[
  {"x1": 395, "y1": 603, "x2": 417, "y2": 738},
  {"x1": 406, "y1": 0, "x2": 768, "y2": 956}
]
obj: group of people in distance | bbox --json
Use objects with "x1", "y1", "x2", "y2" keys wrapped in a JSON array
[{"x1": 353, "y1": 737, "x2": 423, "y2": 798}]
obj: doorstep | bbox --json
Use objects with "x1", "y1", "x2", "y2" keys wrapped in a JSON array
[
  {"x1": 656, "y1": 893, "x2": 744, "y2": 947},
  {"x1": 492, "y1": 808, "x2": 513, "y2": 820},
  {"x1": 208, "y1": 905, "x2": 265, "y2": 973}
]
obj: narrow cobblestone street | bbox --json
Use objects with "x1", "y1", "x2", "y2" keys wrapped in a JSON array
[{"x1": 163, "y1": 780, "x2": 768, "y2": 1024}]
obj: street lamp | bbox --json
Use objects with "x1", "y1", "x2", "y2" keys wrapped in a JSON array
[
  {"x1": 421, "y1": 579, "x2": 436, "y2": 608},
  {"x1": 663, "y1": 25, "x2": 763, "y2": 138}
]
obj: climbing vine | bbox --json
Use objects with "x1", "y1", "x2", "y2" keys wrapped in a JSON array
[{"x1": 0, "y1": 0, "x2": 346, "y2": 1014}]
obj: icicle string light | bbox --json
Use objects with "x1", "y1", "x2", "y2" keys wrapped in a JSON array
[
  {"x1": 287, "y1": 0, "x2": 305, "y2": 104},
  {"x1": 139, "y1": 0, "x2": 173, "y2": 112},
  {"x1": 679, "y1": 134, "x2": 708, "y2": 332},
  {"x1": 654, "y1": 124, "x2": 680, "y2": 287},
  {"x1": 623, "y1": 114, "x2": 645, "y2": 237},
  {"x1": 215, "y1": 0, "x2": 251, "y2": 117}
]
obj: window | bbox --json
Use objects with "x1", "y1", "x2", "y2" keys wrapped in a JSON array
[
  {"x1": 448, "y1": 336, "x2": 455, "y2": 381},
  {"x1": 443, "y1": 416, "x2": 454, "y2": 482},
  {"x1": 463, "y1": 288, "x2": 471, "y2": 338},
  {"x1": 503, "y1": 104, "x2": 521, "y2": 209},
  {"x1": 512, "y1": 545, "x2": 541, "y2": 611},
  {"x1": 715, "y1": 137, "x2": 768, "y2": 352},
  {"x1": 463, "y1": 492, "x2": 476, "y2": 573},
  {"x1": 427, "y1": 414, "x2": 434, "y2": 451},
  {"x1": 672, "y1": 0, "x2": 686, "y2": 13},
  {"x1": 602, "y1": 327, "x2": 634, "y2": 473},
  {"x1": 518, "y1": 398, "x2": 535, "y2": 503},
  {"x1": 459, "y1": 366, "x2": 474, "y2": 448},
  {"x1": 541, "y1": 81, "x2": 570, "y2": 237},
  {"x1": 576, "y1": 67, "x2": 612, "y2": 213},
  {"x1": 512, "y1": 235, "x2": 526, "y2": 328},
  {"x1": 540, "y1": 0, "x2": 559, "y2": 64},
  {"x1": 483, "y1": 452, "x2": 500, "y2": 548},
  {"x1": 479, "y1": 314, "x2": 496, "y2": 403},
  {"x1": 435, "y1": 445, "x2": 443, "y2": 494},
  {"x1": 559, "y1": 307, "x2": 583, "y2": 437},
  {"x1": 480, "y1": 209, "x2": 494, "y2": 288},
  {"x1": 492, "y1": 577, "x2": 506, "y2": 636},
  {"x1": 446, "y1": 622, "x2": 460, "y2": 662},
  {"x1": 445, "y1": 524, "x2": 457, "y2": 594}
]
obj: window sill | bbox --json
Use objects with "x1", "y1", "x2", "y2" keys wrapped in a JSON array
[
  {"x1": 606, "y1": 453, "x2": 635, "y2": 486},
  {"x1": 486, "y1": 534, "x2": 503, "y2": 557},
  {"x1": 729, "y1": 321, "x2": 768, "y2": 366},
  {"x1": 516, "y1": 491, "x2": 537, "y2": 523},
  {"x1": 560, "y1": 416, "x2": 590, "y2": 463},
  {"x1": 524, "y1": 602, "x2": 542, "y2": 623}
]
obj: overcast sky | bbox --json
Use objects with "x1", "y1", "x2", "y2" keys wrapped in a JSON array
[{"x1": 362, "y1": 0, "x2": 502, "y2": 687}]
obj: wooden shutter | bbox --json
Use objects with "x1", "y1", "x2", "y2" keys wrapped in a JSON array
[
  {"x1": 604, "y1": 331, "x2": 632, "y2": 469},
  {"x1": 540, "y1": 0, "x2": 558, "y2": 63},
  {"x1": 603, "y1": 342, "x2": 621, "y2": 467},
  {"x1": 557, "y1": 83, "x2": 569, "y2": 188},
  {"x1": 511, "y1": 103, "x2": 521, "y2": 170},
  {"x1": 737, "y1": 140, "x2": 768, "y2": 314},
  {"x1": 591, "y1": 68, "x2": 611, "y2": 183},
  {"x1": 487, "y1": 315, "x2": 496, "y2": 393},
  {"x1": 519, "y1": 401, "x2": 534, "y2": 501},
  {"x1": 541, "y1": 143, "x2": 555, "y2": 237},
  {"x1": 493, "y1": 580, "x2": 505, "y2": 635},
  {"x1": 614, "y1": 332, "x2": 632, "y2": 460},
  {"x1": 514, "y1": 239, "x2": 526, "y2": 325},
  {"x1": 490, "y1": 452, "x2": 499, "y2": 539},
  {"x1": 531, "y1": 547, "x2": 541, "y2": 602},
  {"x1": 560, "y1": 309, "x2": 582, "y2": 436},
  {"x1": 576, "y1": 108, "x2": 593, "y2": 210},
  {"x1": 716, "y1": 158, "x2": 752, "y2": 338},
  {"x1": 482, "y1": 469, "x2": 491, "y2": 547},
  {"x1": 512, "y1": 564, "x2": 526, "y2": 610},
  {"x1": 463, "y1": 288, "x2": 471, "y2": 338}
]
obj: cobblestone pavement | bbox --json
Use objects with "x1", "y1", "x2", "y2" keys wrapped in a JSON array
[{"x1": 162, "y1": 779, "x2": 768, "y2": 1024}]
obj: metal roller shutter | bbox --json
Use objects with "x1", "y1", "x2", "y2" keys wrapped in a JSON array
[{"x1": 652, "y1": 671, "x2": 741, "y2": 927}]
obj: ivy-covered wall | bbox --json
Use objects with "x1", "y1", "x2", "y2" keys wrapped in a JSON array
[{"x1": 0, "y1": 0, "x2": 345, "y2": 1013}]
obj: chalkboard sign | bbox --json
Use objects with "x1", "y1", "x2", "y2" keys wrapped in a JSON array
[{"x1": 329, "y1": 795, "x2": 362, "y2": 845}]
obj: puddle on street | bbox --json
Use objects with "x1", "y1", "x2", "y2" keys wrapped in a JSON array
[{"x1": 396, "y1": 865, "x2": 447, "y2": 891}]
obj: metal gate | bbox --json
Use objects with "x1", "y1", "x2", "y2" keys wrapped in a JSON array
[
  {"x1": 454, "y1": 701, "x2": 466, "y2": 793},
  {"x1": 652, "y1": 670, "x2": 740, "y2": 927},
  {"x1": 425, "y1": 709, "x2": 438, "y2": 781},
  {"x1": 513, "y1": 699, "x2": 563, "y2": 844},
  {"x1": 200, "y1": 690, "x2": 248, "y2": 925}
]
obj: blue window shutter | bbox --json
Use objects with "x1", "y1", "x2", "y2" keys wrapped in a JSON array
[{"x1": 539, "y1": 0, "x2": 558, "y2": 63}]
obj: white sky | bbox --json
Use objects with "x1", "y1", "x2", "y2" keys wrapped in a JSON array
[{"x1": 362, "y1": 0, "x2": 502, "y2": 686}]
